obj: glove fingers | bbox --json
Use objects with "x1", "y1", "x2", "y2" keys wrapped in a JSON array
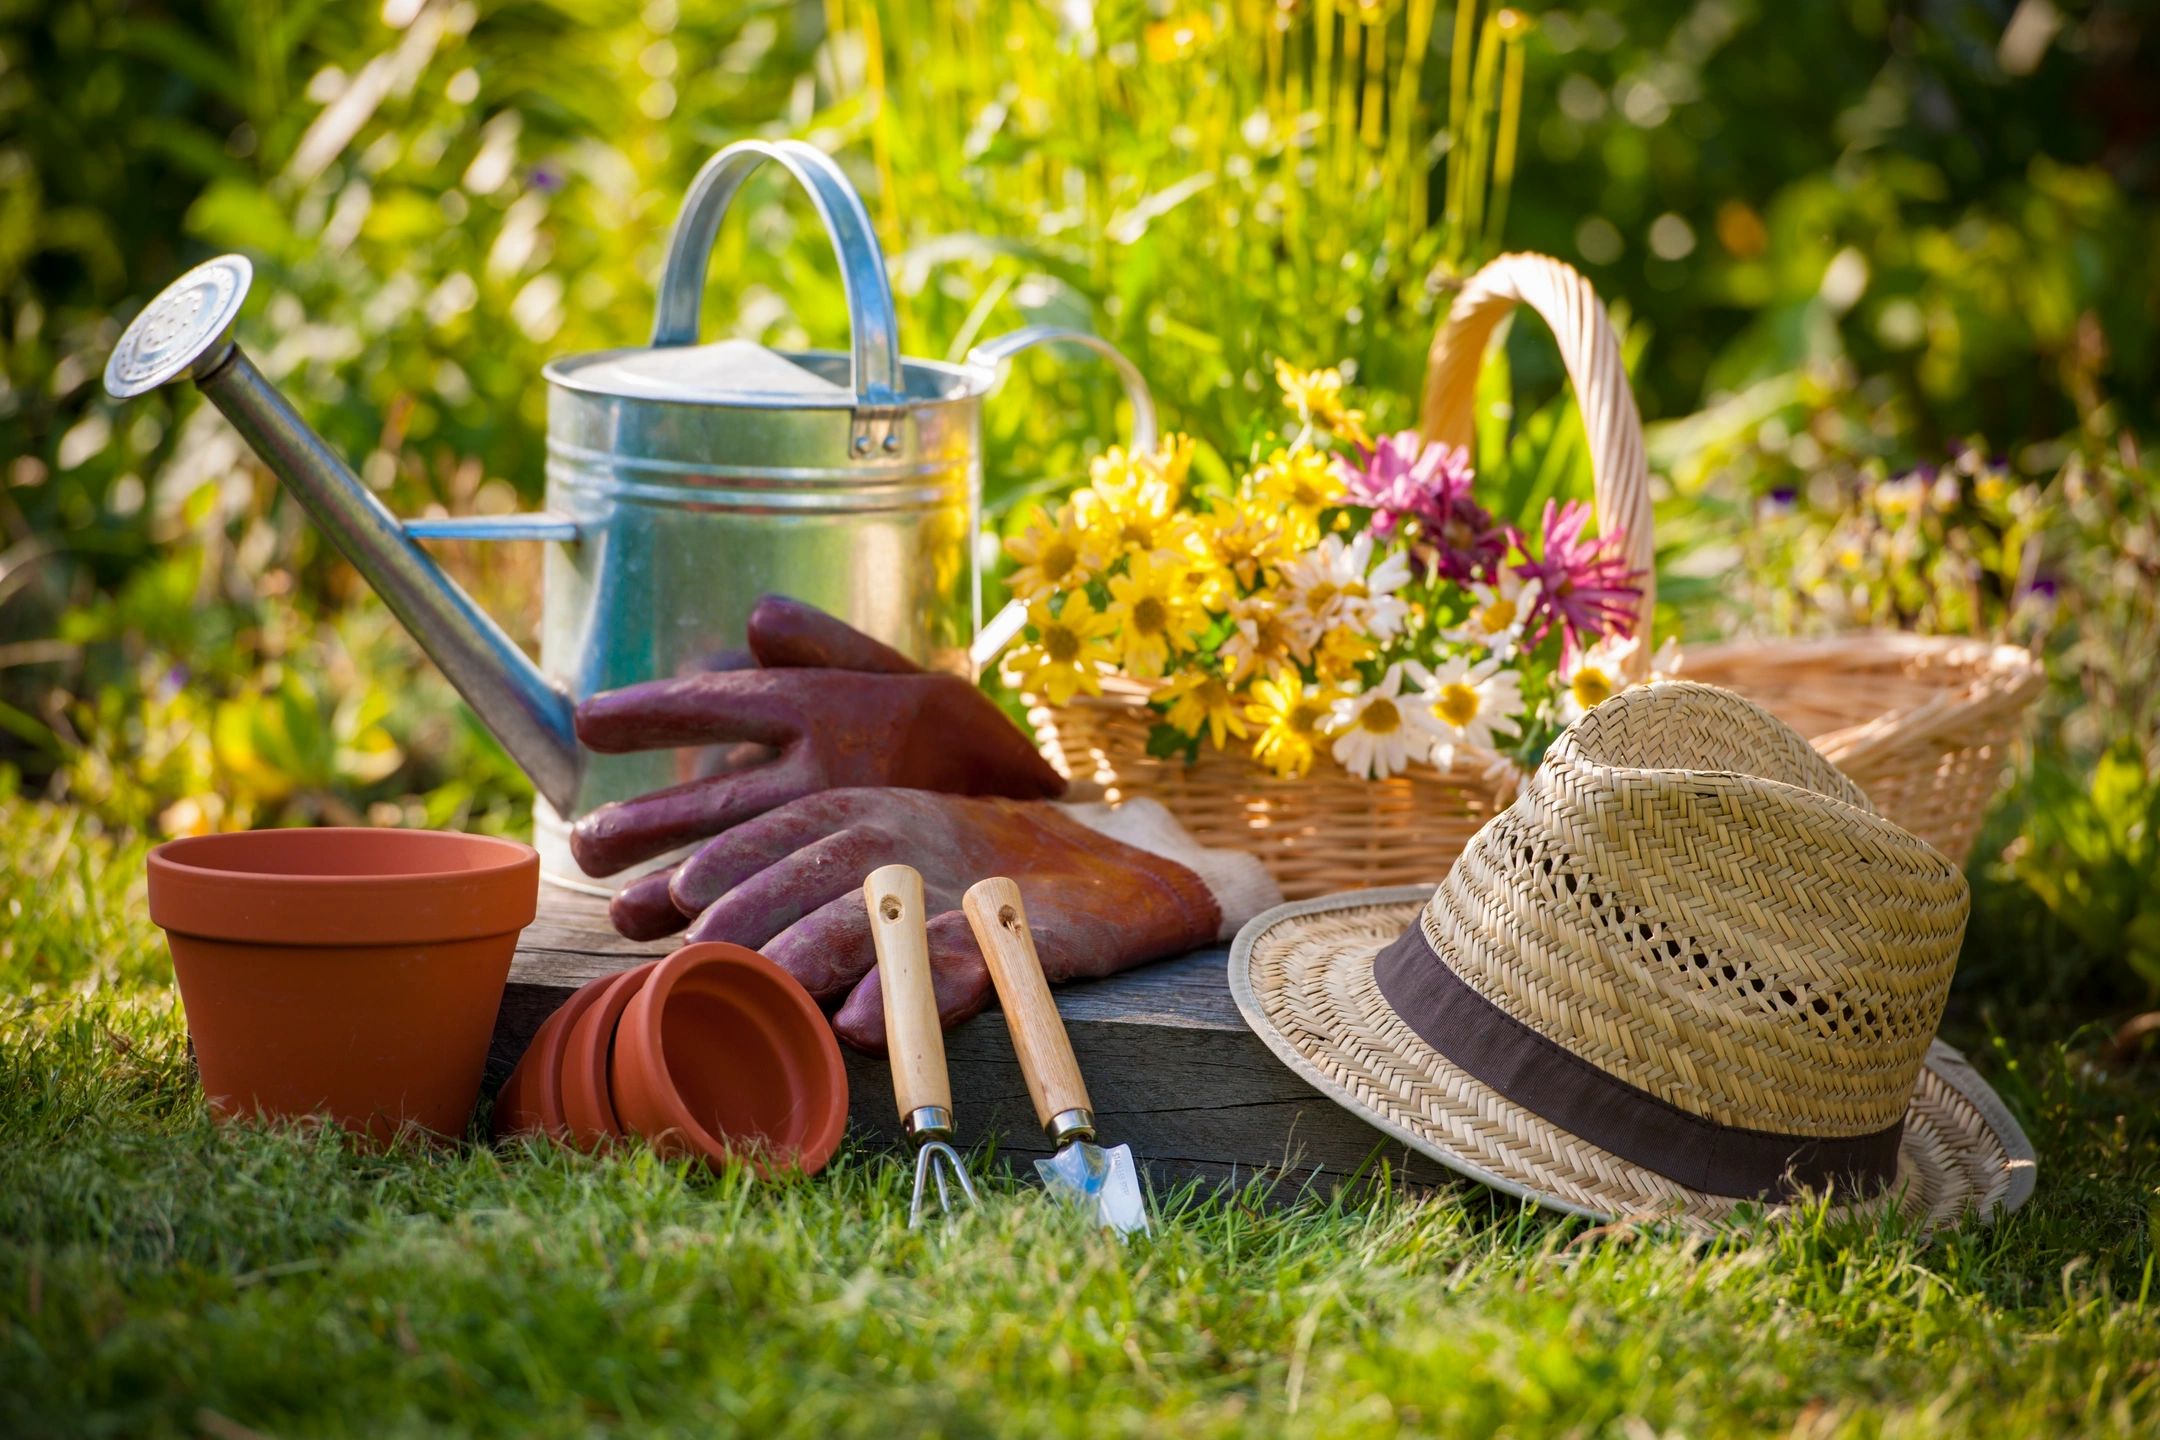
[
  {"x1": 570, "y1": 756, "x2": 813, "y2": 877},
  {"x1": 608, "y1": 866, "x2": 692, "y2": 941},
  {"x1": 679, "y1": 826, "x2": 903, "y2": 951},
  {"x1": 829, "y1": 911, "x2": 993, "y2": 1053},
  {"x1": 668, "y1": 795, "x2": 866, "y2": 914},
  {"x1": 574, "y1": 670, "x2": 802, "y2": 753},
  {"x1": 747, "y1": 594, "x2": 920, "y2": 674},
  {"x1": 755, "y1": 893, "x2": 881, "y2": 1004}
]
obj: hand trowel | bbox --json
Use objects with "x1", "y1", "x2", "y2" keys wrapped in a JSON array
[{"x1": 962, "y1": 876, "x2": 1149, "y2": 1236}]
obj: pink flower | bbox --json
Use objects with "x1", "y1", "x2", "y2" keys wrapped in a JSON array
[
  {"x1": 1335, "y1": 431, "x2": 1507, "y2": 582},
  {"x1": 1512, "y1": 499, "x2": 1641, "y2": 653}
]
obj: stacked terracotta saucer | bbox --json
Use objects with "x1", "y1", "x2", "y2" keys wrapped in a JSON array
[{"x1": 494, "y1": 941, "x2": 848, "y2": 1177}]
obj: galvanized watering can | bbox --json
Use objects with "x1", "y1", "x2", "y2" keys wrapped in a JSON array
[{"x1": 104, "y1": 140, "x2": 1154, "y2": 888}]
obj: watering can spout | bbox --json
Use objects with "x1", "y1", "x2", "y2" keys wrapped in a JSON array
[{"x1": 103, "y1": 255, "x2": 583, "y2": 813}]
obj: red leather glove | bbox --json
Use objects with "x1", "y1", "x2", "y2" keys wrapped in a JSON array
[
  {"x1": 631, "y1": 789, "x2": 1278, "y2": 1052},
  {"x1": 570, "y1": 596, "x2": 1066, "y2": 878}
]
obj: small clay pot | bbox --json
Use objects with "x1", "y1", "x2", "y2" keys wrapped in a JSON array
[
  {"x1": 558, "y1": 962, "x2": 657, "y2": 1149},
  {"x1": 611, "y1": 942, "x2": 847, "y2": 1176},
  {"x1": 492, "y1": 969, "x2": 619, "y2": 1141},
  {"x1": 146, "y1": 827, "x2": 538, "y2": 1142}
]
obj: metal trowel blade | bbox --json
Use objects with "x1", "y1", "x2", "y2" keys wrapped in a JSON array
[{"x1": 1035, "y1": 1140, "x2": 1150, "y2": 1236}]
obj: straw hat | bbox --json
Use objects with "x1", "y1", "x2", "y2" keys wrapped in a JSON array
[{"x1": 1229, "y1": 682, "x2": 2035, "y2": 1230}]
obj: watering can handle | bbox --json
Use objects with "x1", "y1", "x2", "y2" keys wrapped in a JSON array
[
  {"x1": 964, "y1": 327, "x2": 1159, "y2": 455},
  {"x1": 650, "y1": 139, "x2": 906, "y2": 409}
]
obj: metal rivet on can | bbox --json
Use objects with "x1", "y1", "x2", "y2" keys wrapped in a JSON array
[
  {"x1": 852, "y1": 434, "x2": 873, "y2": 455},
  {"x1": 882, "y1": 432, "x2": 903, "y2": 453}
]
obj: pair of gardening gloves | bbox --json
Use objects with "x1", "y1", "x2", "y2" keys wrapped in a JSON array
[{"x1": 570, "y1": 596, "x2": 1280, "y2": 1052}]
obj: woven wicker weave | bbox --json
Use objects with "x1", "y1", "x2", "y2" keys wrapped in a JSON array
[
  {"x1": 1032, "y1": 252, "x2": 2040, "y2": 894},
  {"x1": 1227, "y1": 682, "x2": 2038, "y2": 1231}
]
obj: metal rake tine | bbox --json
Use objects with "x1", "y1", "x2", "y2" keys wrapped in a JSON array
[
  {"x1": 908, "y1": 1150, "x2": 937, "y2": 1229},
  {"x1": 907, "y1": 1140, "x2": 978, "y2": 1228}
]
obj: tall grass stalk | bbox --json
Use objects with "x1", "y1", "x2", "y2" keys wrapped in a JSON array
[{"x1": 829, "y1": 0, "x2": 1528, "y2": 501}]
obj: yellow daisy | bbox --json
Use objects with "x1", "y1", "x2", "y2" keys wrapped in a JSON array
[
  {"x1": 1245, "y1": 674, "x2": 1343, "y2": 779},
  {"x1": 1156, "y1": 670, "x2": 1249, "y2": 750},
  {"x1": 1003, "y1": 503, "x2": 1102, "y2": 602},
  {"x1": 1171, "y1": 538, "x2": 1236, "y2": 614},
  {"x1": 1089, "y1": 434, "x2": 1194, "y2": 505},
  {"x1": 1311, "y1": 624, "x2": 1377, "y2": 681},
  {"x1": 1004, "y1": 593, "x2": 1117, "y2": 706},
  {"x1": 1077, "y1": 472, "x2": 1186, "y2": 558},
  {"x1": 1245, "y1": 445, "x2": 1343, "y2": 545},
  {"x1": 1104, "y1": 554, "x2": 1208, "y2": 680},
  {"x1": 1195, "y1": 503, "x2": 1292, "y2": 590},
  {"x1": 1139, "y1": 432, "x2": 1197, "y2": 496},
  {"x1": 1273, "y1": 359, "x2": 1372, "y2": 448}
]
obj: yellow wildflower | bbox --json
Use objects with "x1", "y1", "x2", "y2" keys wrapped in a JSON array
[
  {"x1": 1003, "y1": 503, "x2": 1102, "y2": 602},
  {"x1": 1141, "y1": 432, "x2": 1197, "y2": 495},
  {"x1": 1004, "y1": 593, "x2": 1117, "y2": 706},
  {"x1": 1077, "y1": 472, "x2": 1186, "y2": 558},
  {"x1": 1091, "y1": 434, "x2": 1194, "y2": 506},
  {"x1": 1157, "y1": 670, "x2": 1249, "y2": 750},
  {"x1": 1104, "y1": 554, "x2": 1208, "y2": 680},
  {"x1": 1221, "y1": 595, "x2": 1311, "y2": 681},
  {"x1": 1312, "y1": 624, "x2": 1377, "y2": 681},
  {"x1": 1194, "y1": 502, "x2": 1292, "y2": 590},
  {"x1": 1171, "y1": 538, "x2": 1235, "y2": 614},
  {"x1": 1246, "y1": 445, "x2": 1343, "y2": 545},
  {"x1": 1273, "y1": 359, "x2": 1372, "y2": 448},
  {"x1": 1245, "y1": 675, "x2": 1343, "y2": 779}
]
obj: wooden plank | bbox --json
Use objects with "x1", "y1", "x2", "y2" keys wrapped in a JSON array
[{"x1": 489, "y1": 884, "x2": 1453, "y2": 1195}]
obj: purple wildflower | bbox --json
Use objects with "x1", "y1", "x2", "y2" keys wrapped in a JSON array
[
  {"x1": 1512, "y1": 498, "x2": 1642, "y2": 654},
  {"x1": 1334, "y1": 431, "x2": 1508, "y2": 582}
]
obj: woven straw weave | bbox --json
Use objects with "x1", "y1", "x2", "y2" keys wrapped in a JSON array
[
  {"x1": 1033, "y1": 252, "x2": 2040, "y2": 893},
  {"x1": 1227, "y1": 684, "x2": 2034, "y2": 1230},
  {"x1": 1429, "y1": 682, "x2": 1966, "y2": 1138},
  {"x1": 1239, "y1": 896, "x2": 2028, "y2": 1230}
]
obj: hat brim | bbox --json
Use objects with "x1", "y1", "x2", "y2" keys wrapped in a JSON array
[{"x1": 1229, "y1": 887, "x2": 2038, "y2": 1231}]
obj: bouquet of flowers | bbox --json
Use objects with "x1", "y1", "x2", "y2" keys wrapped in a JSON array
[{"x1": 1001, "y1": 362, "x2": 1675, "y2": 783}]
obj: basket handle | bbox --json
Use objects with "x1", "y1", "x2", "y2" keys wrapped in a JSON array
[{"x1": 1419, "y1": 253, "x2": 1657, "y2": 664}]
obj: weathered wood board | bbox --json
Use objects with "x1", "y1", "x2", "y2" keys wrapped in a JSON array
[{"x1": 489, "y1": 884, "x2": 1452, "y2": 1195}]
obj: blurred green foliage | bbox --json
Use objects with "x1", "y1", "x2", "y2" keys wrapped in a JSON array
[{"x1": 3, "y1": 1, "x2": 2157, "y2": 1014}]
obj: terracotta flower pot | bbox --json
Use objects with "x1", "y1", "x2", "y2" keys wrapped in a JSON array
[
  {"x1": 611, "y1": 942, "x2": 847, "y2": 1176},
  {"x1": 492, "y1": 969, "x2": 618, "y2": 1141},
  {"x1": 558, "y1": 962, "x2": 657, "y2": 1148},
  {"x1": 146, "y1": 827, "x2": 538, "y2": 1142}
]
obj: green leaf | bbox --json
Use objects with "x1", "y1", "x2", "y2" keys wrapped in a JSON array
[{"x1": 1145, "y1": 722, "x2": 1201, "y2": 764}]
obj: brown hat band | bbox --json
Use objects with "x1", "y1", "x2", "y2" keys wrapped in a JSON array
[{"x1": 1371, "y1": 922, "x2": 1905, "y2": 1201}]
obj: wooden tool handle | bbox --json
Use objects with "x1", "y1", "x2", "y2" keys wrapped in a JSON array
[
  {"x1": 963, "y1": 876, "x2": 1091, "y2": 1130},
  {"x1": 865, "y1": 864, "x2": 950, "y2": 1122}
]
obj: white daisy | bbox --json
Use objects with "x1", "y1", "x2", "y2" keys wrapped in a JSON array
[
  {"x1": 1408, "y1": 653, "x2": 1526, "y2": 769},
  {"x1": 1329, "y1": 663, "x2": 1427, "y2": 780},
  {"x1": 1441, "y1": 572, "x2": 1542, "y2": 662},
  {"x1": 1279, "y1": 533, "x2": 1413, "y2": 645},
  {"x1": 1558, "y1": 634, "x2": 1638, "y2": 723}
]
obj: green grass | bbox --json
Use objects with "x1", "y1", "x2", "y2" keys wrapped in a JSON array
[{"x1": 3, "y1": 794, "x2": 2157, "y2": 1439}]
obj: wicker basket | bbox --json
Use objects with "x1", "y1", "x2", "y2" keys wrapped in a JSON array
[
  {"x1": 1031, "y1": 252, "x2": 2040, "y2": 895},
  {"x1": 1681, "y1": 634, "x2": 2041, "y2": 864}
]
